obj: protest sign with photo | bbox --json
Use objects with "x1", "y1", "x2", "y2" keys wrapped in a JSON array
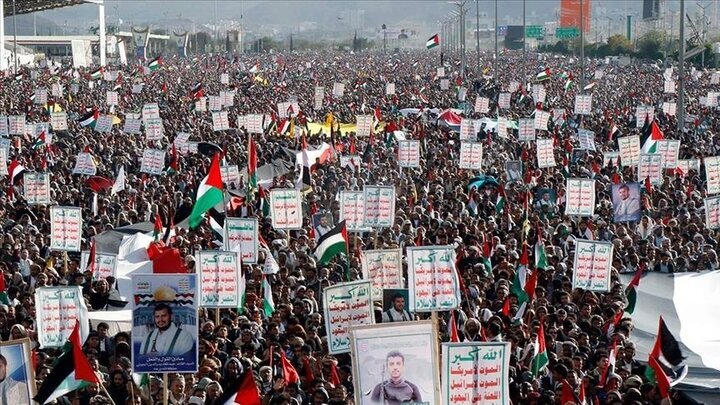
[
  {"x1": 612, "y1": 183, "x2": 642, "y2": 223},
  {"x1": 0, "y1": 338, "x2": 36, "y2": 403}
]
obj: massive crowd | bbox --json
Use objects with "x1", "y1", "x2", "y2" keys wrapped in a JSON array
[{"x1": 0, "y1": 48, "x2": 715, "y2": 405}]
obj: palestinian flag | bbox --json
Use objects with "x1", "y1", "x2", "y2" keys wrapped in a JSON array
[
  {"x1": 535, "y1": 69, "x2": 552, "y2": 82},
  {"x1": 531, "y1": 321, "x2": 549, "y2": 377},
  {"x1": 90, "y1": 67, "x2": 103, "y2": 80},
  {"x1": 191, "y1": 82, "x2": 204, "y2": 99},
  {"x1": 624, "y1": 265, "x2": 643, "y2": 314},
  {"x1": 495, "y1": 185, "x2": 507, "y2": 214},
  {"x1": 645, "y1": 317, "x2": 688, "y2": 388},
  {"x1": 216, "y1": 370, "x2": 261, "y2": 405},
  {"x1": 426, "y1": 34, "x2": 440, "y2": 49},
  {"x1": 641, "y1": 120, "x2": 665, "y2": 153},
  {"x1": 247, "y1": 134, "x2": 258, "y2": 194},
  {"x1": 511, "y1": 244, "x2": 530, "y2": 304},
  {"x1": 564, "y1": 75, "x2": 574, "y2": 91},
  {"x1": 313, "y1": 220, "x2": 349, "y2": 265},
  {"x1": 34, "y1": 321, "x2": 98, "y2": 404},
  {"x1": 188, "y1": 153, "x2": 224, "y2": 229},
  {"x1": 148, "y1": 56, "x2": 162, "y2": 71},
  {"x1": 78, "y1": 110, "x2": 98, "y2": 128},
  {"x1": 32, "y1": 131, "x2": 47, "y2": 149},
  {"x1": 262, "y1": 276, "x2": 274, "y2": 317}
]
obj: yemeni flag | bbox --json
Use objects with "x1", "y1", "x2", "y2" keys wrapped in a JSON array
[
  {"x1": 34, "y1": 321, "x2": 98, "y2": 404},
  {"x1": 189, "y1": 154, "x2": 224, "y2": 229},
  {"x1": 535, "y1": 68, "x2": 552, "y2": 82},
  {"x1": 531, "y1": 321, "x2": 549, "y2": 377},
  {"x1": 90, "y1": 67, "x2": 103, "y2": 80},
  {"x1": 641, "y1": 120, "x2": 665, "y2": 153},
  {"x1": 426, "y1": 34, "x2": 440, "y2": 49},
  {"x1": 645, "y1": 317, "x2": 688, "y2": 388},
  {"x1": 216, "y1": 370, "x2": 261, "y2": 405},
  {"x1": 495, "y1": 185, "x2": 507, "y2": 214},
  {"x1": 148, "y1": 56, "x2": 162, "y2": 71},
  {"x1": 262, "y1": 276, "x2": 274, "y2": 317},
  {"x1": 312, "y1": 220, "x2": 349, "y2": 265},
  {"x1": 247, "y1": 134, "x2": 258, "y2": 194},
  {"x1": 624, "y1": 265, "x2": 644, "y2": 314}
]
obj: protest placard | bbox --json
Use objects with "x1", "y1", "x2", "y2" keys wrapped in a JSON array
[
  {"x1": 574, "y1": 95, "x2": 592, "y2": 115},
  {"x1": 8, "y1": 115, "x2": 25, "y2": 135},
  {"x1": 459, "y1": 119, "x2": 476, "y2": 141},
  {"x1": 496, "y1": 117, "x2": 508, "y2": 138},
  {"x1": 51, "y1": 83, "x2": 63, "y2": 97},
  {"x1": 398, "y1": 140, "x2": 421, "y2": 168},
  {"x1": 324, "y1": 280, "x2": 374, "y2": 354},
  {"x1": 132, "y1": 274, "x2": 198, "y2": 373},
  {"x1": 106, "y1": 90, "x2": 119, "y2": 106},
  {"x1": 518, "y1": 118, "x2": 535, "y2": 142},
  {"x1": 459, "y1": 142, "x2": 483, "y2": 170},
  {"x1": 577, "y1": 128, "x2": 596, "y2": 151},
  {"x1": 314, "y1": 86, "x2": 324, "y2": 109},
  {"x1": 23, "y1": 172, "x2": 51, "y2": 205},
  {"x1": 364, "y1": 186, "x2": 395, "y2": 228},
  {"x1": 277, "y1": 101, "x2": 300, "y2": 119},
  {"x1": 94, "y1": 115, "x2": 113, "y2": 133},
  {"x1": 50, "y1": 206, "x2": 82, "y2": 252},
  {"x1": 0, "y1": 116, "x2": 7, "y2": 136},
  {"x1": 636, "y1": 105, "x2": 654, "y2": 127},
  {"x1": 437, "y1": 67, "x2": 445, "y2": 77},
  {"x1": 350, "y1": 321, "x2": 440, "y2": 405},
  {"x1": 662, "y1": 102, "x2": 677, "y2": 116},
  {"x1": 36, "y1": 286, "x2": 89, "y2": 348},
  {"x1": 356, "y1": 115, "x2": 373, "y2": 137},
  {"x1": 123, "y1": 116, "x2": 142, "y2": 134},
  {"x1": 332, "y1": 82, "x2": 345, "y2": 97},
  {"x1": 385, "y1": 82, "x2": 396, "y2": 95},
  {"x1": 50, "y1": 112, "x2": 68, "y2": 131},
  {"x1": 677, "y1": 159, "x2": 700, "y2": 175},
  {"x1": 565, "y1": 178, "x2": 595, "y2": 216},
  {"x1": 140, "y1": 149, "x2": 166, "y2": 175},
  {"x1": 664, "y1": 80, "x2": 676, "y2": 94},
  {"x1": 705, "y1": 156, "x2": 720, "y2": 195},
  {"x1": 407, "y1": 246, "x2": 461, "y2": 312},
  {"x1": 618, "y1": 135, "x2": 640, "y2": 166},
  {"x1": 208, "y1": 96, "x2": 222, "y2": 111},
  {"x1": 144, "y1": 117, "x2": 164, "y2": 141},
  {"x1": 198, "y1": 250, "x2": 242, "y2": 308},
  {"x1": 498, "y1": 92, "x2": 510, "y2": 109},
  {"x1": 572, "y1": 240, "x2": 613, "y2": 292},
  {"x1": 533, "y1": 84, "x2": 546, "y2": 103},
  {"x1": 80, "y1": 250, "x2": 117, "y2": 281},
  {"x1": 72, "y1": 152, "x2": 97, "y2": 175},
  {"x1": 194, "y1": 98, "x2": 207, "y2": 112},
  {"x1": 0, "y1": 148, "x2": 6, "y2": 176},
  {"x1": 638, "y1": 153, "x2": 663, "y2": 185},
  {"x1": 220, "y1": 164, "x2": 240, "y2": 188},
  {"x1": 534, "y1": 110, "x2": 550, "y2": 131},
  {"x1": 474, "y1": 96, "x2": 489, "y2": 113},
  {"x1": 340, "y1": 155, "x2": 361, "y2": 171},
  {"x1": 442, "y1": 342, "x2": 511, "y2": 405},
  {"x1": 705, "y1": 196, "x2": 720, "y2": 229},
  {"x1": 246, "y1": 114, "x2": 264, "y2": 134},
  {"x1": 269, "y1": 189, "x2": 303, "y2": 229},
  {"x1": 224, "y1": 218, "x2": 259, "y2": 264},
  {"x1": 656, "y1": 140, "x2": 680, "y2": 169},
  {"x1": 361, "y1": 249, "x2": 403, "y2": 298},
  {"x1": 34, "y1": 88, "x2": 47, "y2": 104},
  {"x1": 220, "y1": 73, "x2": 229, "y2": 84},
  {"x1": 536, "y1": 138, "x2": 555, "y2": 168},
  {"x1": 212, "y1": 111, "x2": 230, "y2": 131},
  {"x1": 339, "y1": 191, "x2": 368, "y2": 232},
  {"x1": 440, "y1": 79, "x2": 450, "y2": 90},
  {"x1": 142, "y1": 103, "x2": 160, "y2": 121}
]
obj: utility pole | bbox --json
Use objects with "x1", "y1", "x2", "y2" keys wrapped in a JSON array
[
  {"x1": 12, "y1": 0, "x2": 17, "y2": 73},
  {"x1": 494, "y1": 0, "x2": 498, "y2": 82},
  {"x1": 678, "y1": 0, "x2": 685, "y2": 133},
  {"x1": 458, "y1": 2, "x2": 466, "y2": 80},
  {"x1": 522, "y1": 0, "x2": 526, "y2": 90},
  {"x1": 475, "y1": 0, "x2": 480, "y2": 78},
  {"x1": 580, "y1": 0, "x2": 585, "y2": 93}
]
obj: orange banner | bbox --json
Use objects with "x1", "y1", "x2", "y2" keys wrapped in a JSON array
[{"x1": 560, "y1": 0, "x2": 592, "y2": 33}]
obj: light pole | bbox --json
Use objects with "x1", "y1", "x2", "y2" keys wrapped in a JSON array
[
  {"x1": 450, "y1": 2, "x2": 466, "y2": 79},
  {"x1": 522, "y1": 0, "x2": 526, "y2": 90},
  {"x1": 382, "y1": 24, "x2": 387, "y2": 53},
  {"x1": 580, "y1": 0, "x2": 585, "y2": 93},
  {"x1": 494, "y1": 0, "x2": 498, "y2": 82},
  {"x1": 85, "y1": 0, "x2": 107, "y2": 67},
  {"x1": 475, "y1": 0, "x2": 480, "y2": 78},
  {"x1": 678, "y1": 0, "x2": 685, "y2": 133}
]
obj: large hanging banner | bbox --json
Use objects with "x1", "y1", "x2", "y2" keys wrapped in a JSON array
[
  {"x1": 323, "y1": 280, "x2": 374, "y2": 354},
  {"x1": 36, "y1": 286, "x2": 89, "y2": 348},
  {"x1": 442, "y1": 342, "x2": 511, "y2": 405},
  {"x1": 132, "y1": 26, "x2": 150, "y2": 59},
  {"x1": 23, "y1": 172, "x2": 51, "y2": 205},
  {"x1": 565, "y1": 178, "x2": 595, "y2": 216},
  {"x1": 50, "y1": 206, "x2": 82, "y2": 252},
  {"x1": 406, "y1": 246, "x2": 461, "y2": 312},
  {"x1": 269, "y1": 189, "x2": 303, "y2": 230},
  {"x1": 132, "y1": 274, "x2": 198, "y2": 373},
  {"x1": 363, "y1": 186, "x2": 395, "y2": 228},
  {"x1": 197, "y1": 250, "x2": 242, "y2": 308},
  {"x1": 361, "y1": 249, "x2": 403, "y2": 298},
  {"x1": 572, "y1": 240, "x2": 613, "y2": 292},
  {"x1": 350, "y1": 321, "x2": 440, "y2": 405},
  {"x1": 224, "y1": 217, "x2": 258, "y2": 264},
  {"x1": 339, "y1": 190, "x2": 369, "y2": 232}
]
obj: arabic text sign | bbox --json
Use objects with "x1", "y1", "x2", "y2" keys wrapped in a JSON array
[
  {"x1": 50, "y1": 112, "x2": 68, "y2": 131},
  {"x1": 565, "y1": 178, "x2": 595, "y2": 216},
  {"x1": 124, "y1": 117, "x2": 142, "y2": 134},
  {"x1": 363, "y1": 186, "x2": 395, "y2": 228},
  {"x1": 212, "y1": 111, "x2": 230, "y2": 131},
  {"x1": 324, "y1": 280, "x2": 374, "y2": 354},
  {"x1": 361, "y1": 249, "x2": 403, "y2": 298},
  {"x1": 618, "y1": 135, "x2": 640, "y2": 166},
  {"x1": 398, "y1": 140, "x2": 421, "y2": 168},
  {"x1": 80, "y1": 250, "x2": 118, "y2": 281},
  {"x1": 36, "y1": 286, "x2": 89, "y2": 348},
  {"x1": 706, "y1": 156, "x2": 720, "y2": 195},
  {"x1": 198, "y1": 250, "x2": 242, "y2": 308},
  {"x1": 498, "y1": 93, "x2": 510, "y2": 109},
  {"x1": 269, "y1": 189, "x2": 303, "y2": 229},
  {"x1": 705, "y1": 196, "x2": 720, "y2": 229},
  {"x1": 656, "y1": 140, "x2": 680, "y2": 169},
  {"x1": 142, "y1": 103, "x2": 160, "y2": 121},
  {"x1": 9, "y1": 115, "x2": 25, "y2": 135},
  {"x1": 459, "y1": 119, "x2": 476, "y2": 141},
  {"x1": 224, "y1": 218, "x2": 259, "y2": 264},
  {"x1": 663, "y1": 102, "x2": 677, "y2": 116},
  {"x1": 407, "y1": 246, "x2": 461, "y2": 312},
  {"x1": 518, "y1": 118, "x2": 535, "y2": 142},
  {"x1": 140, "y1": 149, "x2": 166, "y2": 175},
  {"x1": 572, "y1": 240, "x2": 613, "y2": 292},
  {"x1": 577, "y1": 128, "x2": 596, "y2": 151},
  {"x1": 459, "y1": 142, "x2": 483, "y2": 170},
  {"x1": 638, "y1": 153, "x2": 663, "y2": 185},
  {"x1": 636, "y1": 105, "x2": 654, "y2": 127},
  {"x1": 677, "y1": 159, "x2": 700, "y2": 175},
  {"x1": 536, "y1": 138, "x2": 555, "y2": 168},
  {"x1": 574, "y1": 95, "x2": 592, "y2": 115},
  {"x1": 474, "y1": 96, "x2": 489, "y2": 113},
  {"x1": 442, "y1": 342, "x2": 511, "y2": 405},
  {"x1": 339, "y1": 191, "x2": 368, "y2": 232},
  {"x1": 355, "y1": 115, "x2": 373, "y2": 137},
  {"x1": 106, "y1": 91, "x2": 119, "y2": 106},
  {"x1": 332, "y1": 82, "x2": 345, "y2": 97},
  {"x1": 145, "y1": 117, "x2": 164, "y2": 141},
  {"x1": 534, "y1": 110, "x2": 550, "y2": 131},
  {"x1": 220, "y1": 164, "x2": 240, "y2": 188},
  {"x1": 23, "y1": 172, "x2": 51, "y2": 205},
  {"x1": 50, "y1": 206, "x2": 82, "y2": 252}
]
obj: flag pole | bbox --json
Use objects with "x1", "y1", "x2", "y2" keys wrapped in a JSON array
[
  {"x1": 163, "y1": 373, "x2": 169, "y2": 405},
  {"x1": 99, "y1": 382, "x2": 117, "y2": 405}
]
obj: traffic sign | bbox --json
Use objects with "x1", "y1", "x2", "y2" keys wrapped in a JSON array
[
  {"x1": 525, "y1": 25, "x2": 545, "y2": 38},
  {"x1": 555, "y1": 27, "x2": 580, "y2": 39}
]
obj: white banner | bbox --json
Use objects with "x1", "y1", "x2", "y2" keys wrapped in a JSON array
[
  {"x1": 705, "y1": 196, "x2": 720, "y2": 229},
  {"x1": 94, "y1": 115, "x2": 113, "y2": 133},
  {"x1": 72, "y1": 152, "x2": 97, "y2": 176},
  {"x1": 618, "y1": 135, "x2": 640, "y2": 166},
  {"x1": 198, "y1": 250, "x2": 242, "y2": 308},
  {"x1": 0, "y1": 148, "x2": 6, "y2": 176},
  {"x1": 572, "y1": 240, "x2": 613, "y2": 292},
  {"x1": 50, "y1": 112, "x2": 68, "y2": 131},
  {"x1": 385, "y1": 82, "x2": 396, "y2": 95},
  {"x1": 9, "y1": 115, "x2": 25, "y2": 135},
  {"x1": 23, "y1": 172, "x2": 51, "y2": 205},
  {"x1": 459, "y1": 142, "x2": 483, "y2": 170},
  {"x1": 224, "y1": 218, "x2": 259, "y2": 264},
  {"x1": 339, "y1": 191, "x2": 368, "y2": 232},
  {"x1": 636, "y1": 105, "x2": 655, "y2": 127},
  {"x1": 246, "y1": 114, "x2": 264, "y2": 134},
  {"x1": 123, "y1": 117, "x2": 142, "y2": 134},
  {"x1": 518, "y1": 118, "x2": 535, "y2": 142},
  {"x1": 574, "y1": 95, "x2": 592, "y2": 115},
  {"x1": 442, "y1": 342, "x2": 511, "y2": 405},
  {"x1": 106, "y1": 91, "x2": 119, "y2": 106},
  {"x1": 220, "y1": 73, "x2": 229, "y2": 85},
  {"x1": 50, "y1": 206, "x2": 82, "y2": 252},
  {"x1": 536, "y1": 138, "x2": 555, "y2": 168},
  {"x1": 361, "y1": 249, "x2": 403, "y2": 298},
  {"x1": 705, "y1": 156, "x2": 720, "y2": 195},
  {"x1": 323, "y1": 280, "x2": 374, "y2": 354},
  {"x1": 356, "y1": 115, "x2": 373, "y2": 137},
  {"x1": 664, "y1": 80, "x2": 676, "y2": 94},
  {"x1": 36, "y1": 286, "x2": 89, "y2": 348},
  {"x1": 498, "y1": 93, "x2": 510, "y2": 109},
  {"x1": 140, "y1": 149, "x2": 166, "y2": 175},
  {"x1": 398, "y1": 140, "x2": 421, "y2": 168},
  {"x1": 212, "y1": 111, "x2": 230, "y2": 131},
  {"x1": 144, "y1": 117, "x2": 164, "y2": 141},
  {"x1": 363, "y1": 186, "x2": 395, "y2": 228},
  {"x1": 459, "y1": 119, "x2": 476, "y2": 141},
  {"x1": 269, "y1": 189, "x2": 303, "y2": 229},
  {"x1": 208, "y1": 96, "x2": 222, "y2": 111},
  {"x1": 0, "y1": 116, "x2": 7, "y2": 137},
  {"x1": 565, "y1": 178, "x2": 595, "y2": 216},
  {"x1": 314, "y1": 86, "x2": 324, "y2": 109},
  {"x1": 656, "y1": 140, "x2": 680, "y2": 169},
  {"x1": 577, "y1": 128, "x2": 596, "y2": 151},
  {"x1": 474, "y1": 96, "x2": 489, "y2": 113},
  {"x1": 533, "y1": 84, "x2": 546, "y2": 103},
  {"x1": 534, "y1": 110, "x2": 550, "y2": 131},
  {"x1": 638, "y1": 153, "x2": 663, "y2": 185},
  {"x1": 407, "y1": 246, "x2": 461, "y2": 312},
  {"x1": 332, "y1": 82, "x2": 345, "y2": 97},
  {"x1": 677, "y1": 159, "x2": 700, "y2": 175},
  {"x1": 80, "y1": 250, "x2": 118, "y2": 281},
  {"x1": 662, "y1": 102, "x2": 677, "y2": 116},
  {"x1": 142, "y1": 103, "x2": 160, "y2": 121},
  {"x1": 440, "y1": 79, "x2": 450, "y2": 90}
]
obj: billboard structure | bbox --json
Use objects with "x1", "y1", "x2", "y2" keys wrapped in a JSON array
[
  {"x1": 643, "y1": 0, "x2": 661, "y2": 21},
  {"x1": 560, "y1": 0, "x2": 592, "y2": 33}
]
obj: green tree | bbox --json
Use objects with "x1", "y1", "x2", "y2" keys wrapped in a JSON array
[
  {"x1": 636, "y1": 30, "x2": 664, "y2": 60},
  {"x1": 607, "y1": 34, "x2": 632, "y2": 55}
]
